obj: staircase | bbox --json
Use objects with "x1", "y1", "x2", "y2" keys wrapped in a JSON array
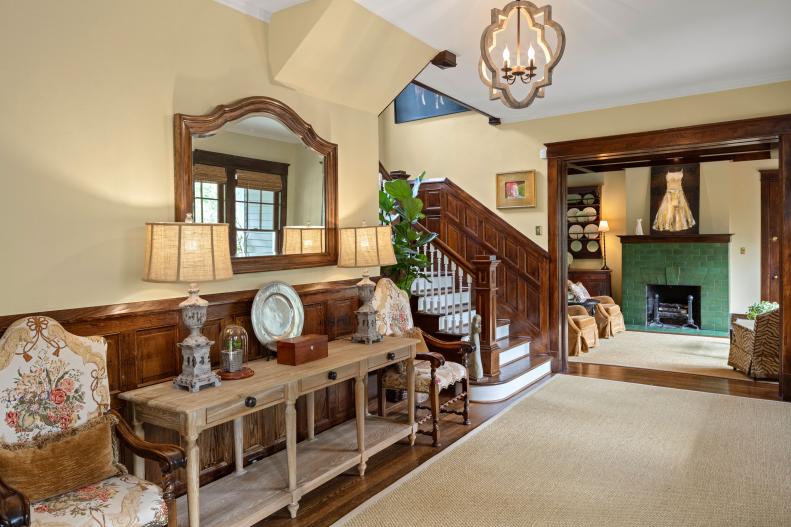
[{"x1": 409, "y1": 239, "x2": 551, "y2": 403}]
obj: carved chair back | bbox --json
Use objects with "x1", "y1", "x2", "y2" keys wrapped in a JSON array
[{"x1": 0, "y1": 316, "x2": 110, "y2": 445}]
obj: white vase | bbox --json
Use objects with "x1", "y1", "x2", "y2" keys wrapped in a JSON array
[{"x1": 635, "y1": 218, "x2": 644, "y2": 235}]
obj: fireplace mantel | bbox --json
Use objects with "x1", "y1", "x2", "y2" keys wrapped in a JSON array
[{"x1": 618, "y1": 234, "x2": 733, "y2": 244}]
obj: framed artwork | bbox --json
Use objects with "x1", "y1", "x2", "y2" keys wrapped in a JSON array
[
  {"x1": 650, "y1": 163, "x2": 700, "y2": 235},
  {"x1": 496, "y1": 171, "x2": 537, "y2": 209},
  {"x1": 394, "y1": 82, "x2": 470, "y2": 124}
]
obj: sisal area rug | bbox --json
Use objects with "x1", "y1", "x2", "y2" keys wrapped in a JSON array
[
  {"x1": 568, "y1": 330, "x2": 753, "y2": 381},
  {"x1": 336, "y1": 375, "x2": 791, "y2": 527}
]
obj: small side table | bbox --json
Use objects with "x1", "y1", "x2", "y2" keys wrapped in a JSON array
[{"x1": 568, "y1": 299, "x2": 600, "y2": 316}]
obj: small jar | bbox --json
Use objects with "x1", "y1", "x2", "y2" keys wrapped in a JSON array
[{"x1": 220, "y1": 325, "x2": 248, "y2": 373}]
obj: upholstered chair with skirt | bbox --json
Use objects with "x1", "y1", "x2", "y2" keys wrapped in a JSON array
[
  {"x1": 567, "y1": 305, "x2": 599, "y2": 356},
  {"x1": 728, "y1": 308, "x2": 781, "y2": 380},
  {"x1": 0, "y1": 316, "x2": 185, "y2": 527},
  {"x1": 592, "y1": 295, "x2": 626, "y2": 338},
  {"x1": 373, "y1": 278, "x2": 472, "y2": 447}
]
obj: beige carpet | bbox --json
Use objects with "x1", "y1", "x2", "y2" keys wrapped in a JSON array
[
  {"x1": 337, "y1": 375, "x2": 791, "y2": 527},
  {"x1": 568, "y1": 330, "x2": 752, "y2": 380}
]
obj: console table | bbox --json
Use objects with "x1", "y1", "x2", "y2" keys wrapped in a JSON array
[{"x1": 120, "y1": 336, "x2": 418, "y2": 527}]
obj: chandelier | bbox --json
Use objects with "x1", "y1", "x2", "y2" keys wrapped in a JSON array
[{"x1": 480, "y1": 1, "x2": 565, "y2": 109}]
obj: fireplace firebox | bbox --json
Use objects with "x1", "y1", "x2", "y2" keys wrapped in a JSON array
[{"x1": 645, "y1": 284, "x2": 701, "y2": 330}]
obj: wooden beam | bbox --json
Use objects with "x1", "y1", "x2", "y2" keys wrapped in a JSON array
[{"x1": 430, "y1": 50, "x2": 457, "y2": 69}]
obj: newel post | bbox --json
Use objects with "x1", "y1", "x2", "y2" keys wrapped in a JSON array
[{"x1": 473, "y1": 255, "x2": 501, "y2": 376}]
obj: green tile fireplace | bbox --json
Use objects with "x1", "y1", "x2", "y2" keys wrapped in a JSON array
[{"x1": 620, "y1": 240, "x2": 730, "y2": 333}]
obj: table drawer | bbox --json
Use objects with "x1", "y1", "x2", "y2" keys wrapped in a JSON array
[
  {"x1": 206, "y1": 385, "x2": 285, "y2": 424},
  {"x1": 367, "y1": 347, "x2": 410, "y2": 370},
  {"x1": 300, "y1": 362, "x2": 358, "y2": 393}
]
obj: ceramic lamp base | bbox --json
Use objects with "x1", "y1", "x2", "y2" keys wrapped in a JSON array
[
  {"x1": 351, "y1": 272, "x2": 383, "y2": 344},
  {"x1": 174, "y1": 284, "x2": 221, "y2": 392}
]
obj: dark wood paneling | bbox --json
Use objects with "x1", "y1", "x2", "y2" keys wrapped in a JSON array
[
  {"x1": 760, "y1": 169, "x2": 781, "y2": 304},
  {"x1": 417, "y1": 178, "x2": 550, "y2": 354},
  {"x1": 0, "y1": 278, "x2": 362, "y2": 489},
  {"x1": 568, "y1": 269, "x2": 612, "y2": 298}
]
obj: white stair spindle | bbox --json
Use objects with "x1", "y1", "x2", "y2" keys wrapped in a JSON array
[
  {"x1": 430, "y1": 245, "x2": 439, "y2": 313},
  {"x1": 442, "y1": 255, "x2": 449, "y2": 316},
  {"x1": 466, "y1": 274, "x2": 473, "y2": 331},
  {"x1": 457, "y1": 266, "x2": 465, "y2": 334},
  {"x1": 450, "y1": 261, "x2": 457, "y2": 334}
]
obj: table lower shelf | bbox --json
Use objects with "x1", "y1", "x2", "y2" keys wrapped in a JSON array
[{"x1": 177, "y1": 415, "x2": 413, "y2": 527}]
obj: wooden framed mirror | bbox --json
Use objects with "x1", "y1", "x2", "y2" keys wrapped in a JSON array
[{"x1": 174, "y1": 97, "x2": 338, "y2": 273}]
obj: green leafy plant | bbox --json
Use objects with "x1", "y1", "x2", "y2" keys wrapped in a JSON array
[
  {"x1": 379, "y1": 173, "x2": 438, "y2": 294},
  {"x1": 746, "y1": 301, "x2": 779, "y2": 320}
]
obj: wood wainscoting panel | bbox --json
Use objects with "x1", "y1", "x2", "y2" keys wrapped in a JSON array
[{"x1": 0, "y1": 278, "x2": 362, "y2": 491}]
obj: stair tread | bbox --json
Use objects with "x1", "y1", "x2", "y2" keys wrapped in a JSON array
[
  {"x1": 496, "y1": 335, "x2": 532, "y2": 351},
  {"x1": 471, "y1": 354, "x2": 551, "y2": 386}
]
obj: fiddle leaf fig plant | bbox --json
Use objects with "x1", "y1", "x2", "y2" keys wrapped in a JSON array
[{"x1": 379, "y1": 172, "x2": 438, "y2": 294}]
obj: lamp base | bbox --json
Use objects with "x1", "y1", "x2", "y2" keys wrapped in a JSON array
[
  {"x1": 174, "y1": 284, "x2": 221, "y2": 392},
  {"x1": 351, "y1": 272, "x2": 383, "y2": 345}
]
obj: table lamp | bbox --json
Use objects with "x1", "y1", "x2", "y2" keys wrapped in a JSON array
[
  {"x1": 337, "y1": 224, "x2": 397, "y2": 344},
  {"x1": 598, "y1": 219, "x2": 610, "y2": 271},
  {"x1": 143, "y1": 214, "x2": 233, "y2": 391},
  {"x1": 283, "y1": 225, "x2": 326, "y2": 254}
]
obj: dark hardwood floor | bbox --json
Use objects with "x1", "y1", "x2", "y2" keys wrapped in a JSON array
[
  {"x1": 254, "y1": 362, "x2": 778, "y2": 526},
  {"x1": 567, "y1": 362, "x2": 780, "y2": 401}
]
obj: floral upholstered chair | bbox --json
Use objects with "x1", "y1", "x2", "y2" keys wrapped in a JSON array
[
  {"x1": 567, "y1": 305, "x2": 599, "y2": 356},
  {"x1": 0, "y1": 316, "x2": 185, "y2": 527},
  {"x1": 373, "y1": 279, "x2": 472, "y2": 447}
]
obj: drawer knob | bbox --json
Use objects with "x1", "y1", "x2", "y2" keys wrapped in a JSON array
[
  {"x1": 327, "y1": 370, "x2": 338, "y2": 381},
  {"x1": 386, "y1": 352, "x2": 396, "y2": 361},
  {"x1": 245, "y1": 396, "x2": 257, "y2": 408}
]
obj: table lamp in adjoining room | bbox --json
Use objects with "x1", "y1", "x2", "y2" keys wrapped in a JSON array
[
  {"x1": 337, "y1": 224, "x2": 397, "y2": 344},
  {"x1": 598, "y1": 219, "x2": 610, "y2": 271},
  {"x1": 283, "y1": 225, "x2": 326, "y2": 254},
  {"x1": 143, "y1": 214, "x2": 233, "y2": 392}
]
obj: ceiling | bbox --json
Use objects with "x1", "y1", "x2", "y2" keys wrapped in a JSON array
[
  {"x1": 219, "y1": 0, "x2": 791, "y2": 123},
  {"x1": 224, "y1": 115, "x2": 302, "y2": 143}
]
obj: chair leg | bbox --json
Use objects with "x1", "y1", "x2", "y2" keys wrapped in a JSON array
[
  {"x1": 429, "y1": 377, "x2": 440, "y2": 447},
  {"x1": 376, "y1": 369, "x2": 386, "y2": 417},
  {"x1": 462, "y1": 377, "x2": 470, "y2": 426}
]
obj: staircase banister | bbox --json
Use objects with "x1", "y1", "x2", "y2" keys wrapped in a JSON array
[
  {"x1": 421, "y1": 177, "x2": 550, "y2": 261},
  {"x1": 415, "y1": 222, "x2": 478, "y2": 276}
]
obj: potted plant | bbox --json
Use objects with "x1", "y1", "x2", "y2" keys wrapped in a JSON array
[
  {"x1": 378, "y1": 172, "x2": 438, "y2": 294},
  {"x1": 746, "y1": 301, "x2": 779, "y2": 320}
]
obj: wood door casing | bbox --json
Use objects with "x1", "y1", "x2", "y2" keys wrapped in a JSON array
[{"x1": 761, "y1": 169, "x2": 781, "y2": 304}]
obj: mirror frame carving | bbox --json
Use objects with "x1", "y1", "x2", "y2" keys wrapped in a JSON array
[{"x1": 174, "y1": 96, "x2": 338, "y2": 274}]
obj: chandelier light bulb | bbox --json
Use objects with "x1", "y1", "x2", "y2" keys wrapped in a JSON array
[
  {"x1": 502, "y1": 45, "x2": 511, "y2": 65},
  {"x1": 527, "y1": 43, "x2": 536, "y2": 62}
]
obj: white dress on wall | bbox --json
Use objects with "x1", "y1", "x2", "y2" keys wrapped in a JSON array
[{"x1": 653, "y1": 170, "x2": 696, "y2": 232}]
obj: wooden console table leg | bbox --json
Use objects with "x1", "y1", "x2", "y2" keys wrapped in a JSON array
[
  {"x1": 285, "y1": 383, "x2": 299, "y2": 518},
  {"x1": 355, "y1": 375, "x2": 366, "y2": 476},
  {"x1": 132, "y1": 417, "x2": 145, "y2": 478},
  {"x1": 407, "y1": 354, "x2": 416, "y2": 446},
  {"x1": 185, "y1": 432, "x2": 201, "y2": 527},
  {"x1": 233, "y1": 417, "x2": 246, "y2": 475},
  {"x1": 306, "y1": 391, "x2": 315, "y2": 441}
]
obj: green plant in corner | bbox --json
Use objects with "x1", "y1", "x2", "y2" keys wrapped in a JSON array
[
  {"x1": 746, "y1": 301, "x2": 779, "y2": 320},
  {"x1": 379, "y1": 173, "x2": 438, "y2": 294}
]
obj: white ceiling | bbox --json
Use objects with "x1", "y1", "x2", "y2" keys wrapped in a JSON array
[
  {"x1": 219, "y1": 0, "x2": 791, "y2": 123},
  {"x1": 224, "y1": 115, "x2": 302, "y2": 143}
]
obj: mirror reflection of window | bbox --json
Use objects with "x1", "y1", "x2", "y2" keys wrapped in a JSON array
[{"x1": 192, "y1": 113, "x2": 325, "y2": 259}]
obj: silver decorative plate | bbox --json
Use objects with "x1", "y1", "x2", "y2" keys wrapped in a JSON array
[{"x1": 251, "y1": 281, "x2": 304, "y2": 347}]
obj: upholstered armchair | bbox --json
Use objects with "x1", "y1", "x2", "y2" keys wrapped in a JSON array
[
  {"x1": 568, "y1": 305, "x2": 599, "y2": 356},
  {"x1": 372, "y1": 278, "x2": 472, "y2": 447},
  {"x1": 592, "y1": 295, "x2": 626, "y2": 338},
  {"x1": 728, "y1": 308, "x2": 781, "y2": 380},
  {"x1": 0, "y1": 316, "x2": 185, "y2": 527}
]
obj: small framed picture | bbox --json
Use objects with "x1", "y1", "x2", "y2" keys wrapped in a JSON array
[{"x1": 496, "y1": 170, "x2": 536, "y2": 209}]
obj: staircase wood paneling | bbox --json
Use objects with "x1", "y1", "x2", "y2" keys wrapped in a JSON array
[
  {"x1": 0, "y1": 279, "x2": 361, "y2": 494},
  {"x1": 416, "y1": 178, "x2": 550, "y2": 355}
]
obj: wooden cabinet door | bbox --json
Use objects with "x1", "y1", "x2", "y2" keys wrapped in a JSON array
[{"x1": 761, "y1": 170, "x2": 781, "y2": 304}]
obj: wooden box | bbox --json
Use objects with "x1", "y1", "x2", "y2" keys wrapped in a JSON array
[{"x1": 277, "y1": 334, "x2": 329, "y2": 366}]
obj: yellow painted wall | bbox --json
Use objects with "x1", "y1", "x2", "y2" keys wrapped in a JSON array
[
  {"x1": 379, "y1": 81, "x2": 791, "y2": 251},
  {"x1": 0, "y1": 0, "x2": 382, "y2": 316}
]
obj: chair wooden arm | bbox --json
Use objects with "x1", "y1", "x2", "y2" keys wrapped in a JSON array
[
  {"x1": 111, "y1": 410, "x2": 186, "y2": 476},
  {"x1": 0, "y1": 475, "x2": 30, "y2": 527},
  {"x1": 421, "y1": 331, "x2": 473, "y2": 366},
  {"x1": 416, "y1": 352, "x2": 445, "y2": 369}
]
